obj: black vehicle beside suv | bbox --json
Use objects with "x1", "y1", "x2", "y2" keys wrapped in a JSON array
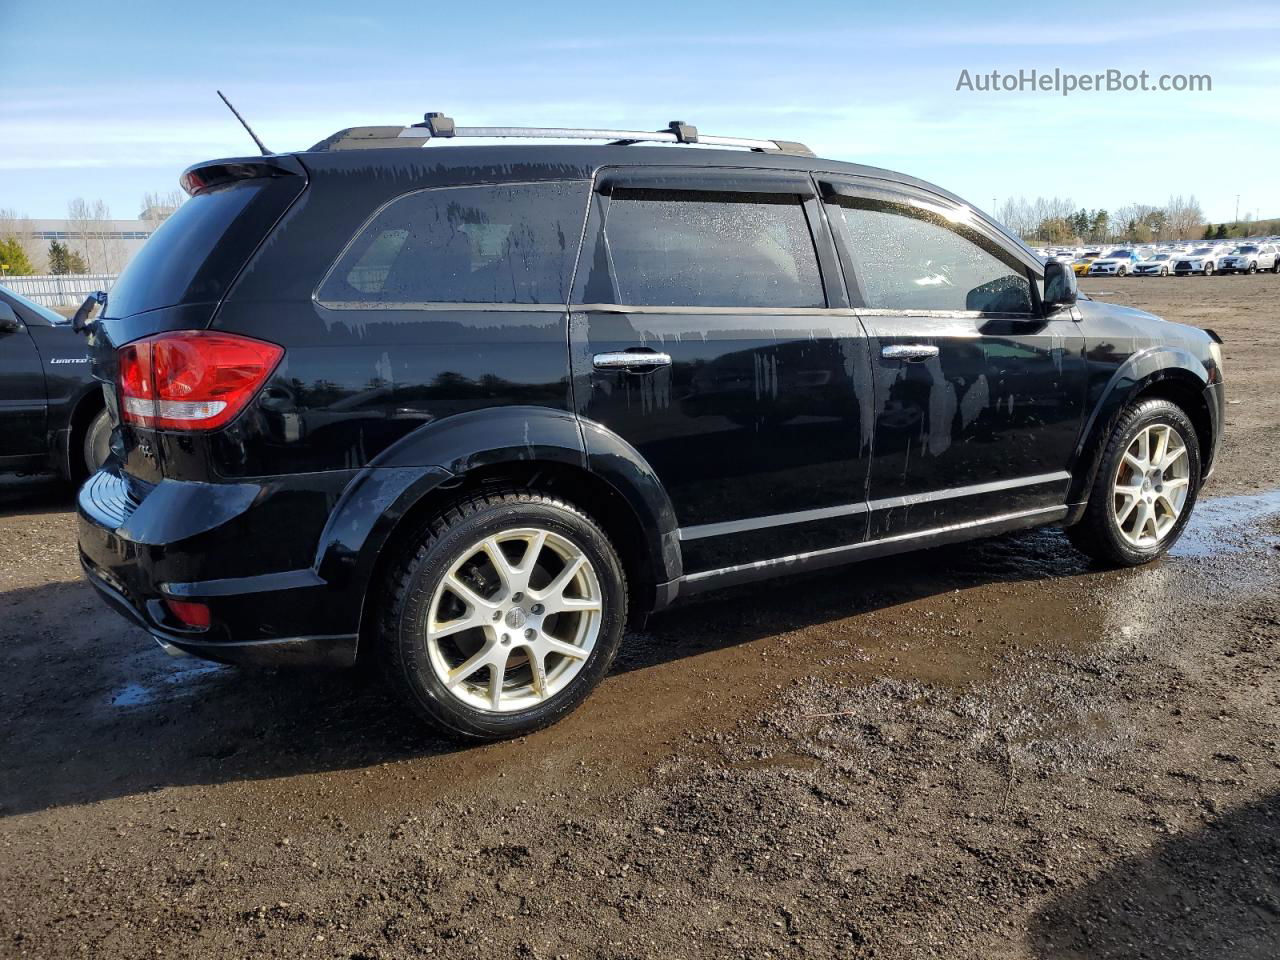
[
  {"x1": 77, "y1": 116, "x2": 1225, "y2": 739},
  {"x1": 1, "y1": 284, "x2": 111, "y2": 481}
]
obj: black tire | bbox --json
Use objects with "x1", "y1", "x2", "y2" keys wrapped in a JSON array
[
  {"x1": 1066, "y1": 398, "x2": 1201, "y2": 566},
  {"x1": 1204, "y1": 263, "x2": 1214, "y2": 276},
  {"x1": 377, "y1": 489, "x2": 628, "y2": 740},
  {"x1": 1247, "y1": 262, "x2": 1257, "y2": 274},
  {"x1": 82, "y1": 408, "x2": 112, "y2": 476},
  {"x1": 1117, "y1": 265, "x2": 1127, "y2": 277},
  {"x1": 1271, "y1": 259, "x2": 1279, "y2": 274},
  {"x1": 1160, "y1": 266, "x2": 1168, "y2": 276}
]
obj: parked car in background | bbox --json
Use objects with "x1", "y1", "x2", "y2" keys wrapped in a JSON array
[
  {"x1": 1174, "y1": 245, "x2": 1228, "y2": 276},
  {"x1": 1134, "y1": 252, "x2": 1178, "y2": 276},
  {"x1": 76, "y1": 116, "x2": 1225, "y2": 739},
  {"x1": 1216, "y1": 243, "x2": 1279, "y2": 274},
  {"x1": 1086, "y1": 249, "x2": 1141, "y2": 276},
  {"x1": 1073, "y1": 251, "x2": 1102, "y2": 275},
  {"x1": 0, "y1": 284, "x2": 111, "y2": 481}
]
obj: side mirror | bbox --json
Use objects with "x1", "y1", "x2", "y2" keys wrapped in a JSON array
[
  {"x1": 72, "y1": 290, "x2": 108, "y2": 334},
  {"x1": 1043, "y1": 260, "x2": 1078, "y2": 311},
  {"x1": 0, "y1": 302, "x2": 20, "y2": 334}
]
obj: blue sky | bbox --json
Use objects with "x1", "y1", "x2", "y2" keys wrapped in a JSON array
[{"x1": 2, "y1": 0, "x2": 1277, "y2": 224}]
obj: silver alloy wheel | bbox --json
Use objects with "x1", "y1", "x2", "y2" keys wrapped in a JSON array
[
  {"x1": 1112, "y1": 423, "x2": 1191, "y2": 547},
  {"x1": 425, "y1": 527, "x2": 602, "y2": 713}
]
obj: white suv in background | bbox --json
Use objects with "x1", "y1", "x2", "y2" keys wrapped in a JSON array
[
  {"x1": 1216, "y1": 243, "x2": 1279, "y2": 274},
  {"x1": 1173, "y1": 245, "x2": 1230, "y2": 276}
]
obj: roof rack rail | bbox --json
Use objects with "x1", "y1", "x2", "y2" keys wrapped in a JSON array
[{"x1": 310, "y1": 114, "x2": 815, "y2": 157}]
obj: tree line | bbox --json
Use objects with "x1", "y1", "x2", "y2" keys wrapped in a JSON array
[{"x1": 996, "y1": 195, "x2": 1208, "y2": 245}]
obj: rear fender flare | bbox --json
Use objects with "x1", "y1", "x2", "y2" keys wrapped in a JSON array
[{"x1": 314, "y1": 406, "x2": 681, "y2": 633}]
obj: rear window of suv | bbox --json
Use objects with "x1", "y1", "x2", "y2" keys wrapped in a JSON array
[
  {"x1": 317, "y1": 181, "x2": 589, "y2": 306},
  {"x1": 106, "y1": 176, "x2": 304, "y2": 320}
]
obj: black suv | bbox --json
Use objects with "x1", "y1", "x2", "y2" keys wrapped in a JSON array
[
  {"x1": 1, "y1": 284, "x2": 111, "y2": 482},
  {"x1": 77, "y1": 117, "x2": 1225, "y2": 739}
]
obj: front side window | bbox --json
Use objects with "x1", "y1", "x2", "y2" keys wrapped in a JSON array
[
  {"x1": 831, "y1": 197, "x2": 1034, "y2": 314},
  {"x1": 598, "y1": 189, "x2": 823, "y2": 309},
  {"x1": 317, "y1": 181, "x2": 589, "y2": 306}
]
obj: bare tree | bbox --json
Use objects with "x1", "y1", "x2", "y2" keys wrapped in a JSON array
[
  {"x1": 66, "y1": 198, "x2": 125, "y2": 274},
  {"x1": 1164, "y1": 195, "x2": 1205, "y2": 242},
  {"x1": 139, "y1": 190, "x2": 185, "y2": 230}
]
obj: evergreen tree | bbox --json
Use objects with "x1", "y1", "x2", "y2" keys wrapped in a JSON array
[
  {"x1": 0, "y1": 237, "x2": 34, "y2": 275},
  {"x1": 1214, "y1": 223, "x2": 1229, "y2": 240},
  {"x1": 1202, "y1": 224, "x2": 1215, "y2": 241},
  {"x1": 48, "y1": 240, "x2": 87, "y2": 275}
]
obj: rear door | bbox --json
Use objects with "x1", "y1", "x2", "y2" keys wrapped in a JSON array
[
  {"x1": 821, "y1": 178, "x2": 1087, "y2": 539},
  {"x1": 570, "y1": 167, "x2": 875, "y2": 574}
]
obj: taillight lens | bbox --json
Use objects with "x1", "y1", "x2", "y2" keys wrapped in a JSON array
[{"x1": 117, "y1": 331, "x2": 283, "y2": 431}]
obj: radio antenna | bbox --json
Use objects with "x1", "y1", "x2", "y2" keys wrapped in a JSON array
[{"x1": 216, "y1": 90, "x2": 271, "y2": 156}]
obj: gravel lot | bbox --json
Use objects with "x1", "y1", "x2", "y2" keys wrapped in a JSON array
[{"x1": 2, "y1": 276, "x2": 1278, "y2": 959}]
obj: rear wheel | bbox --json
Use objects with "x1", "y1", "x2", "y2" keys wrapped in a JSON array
[
  {"x1": 377, "y1": 490, "x2": 627, "y2": 739},
  {"x1": 82, "y1": 408, "x2": 112, "y2": 476},
  {"x1": 1067, "y1": 399, "x2": 1201, "y2": 566}
]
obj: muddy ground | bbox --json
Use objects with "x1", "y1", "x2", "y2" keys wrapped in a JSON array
[{"x1": 2, "y1": 275, "x2": 1278, "y2": 959}]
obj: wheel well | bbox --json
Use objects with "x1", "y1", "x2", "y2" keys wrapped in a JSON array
[
  {"x1": 64, "y1": 388, "x2": 105, "y2": 482},
  {"x1": 355, "y1": 460, "x2": 657, "y2": 660},
  {"x1": 1132, "y1": 375, "x2": 1213, "y2": 477}
]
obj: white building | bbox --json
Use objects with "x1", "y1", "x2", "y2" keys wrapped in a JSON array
[{"x1": 20, "y1": 218, "x2": 159, "y2": 274}]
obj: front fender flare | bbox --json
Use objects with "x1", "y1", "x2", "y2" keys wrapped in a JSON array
[{"x1": 1068, "y1": 345, "x2": 1212, "y2": 505}]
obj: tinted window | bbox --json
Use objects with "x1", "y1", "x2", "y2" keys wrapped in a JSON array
[
  {"x1": 107, "y1": 177, "x2": 302, "y2": 319},
  {"x1": 600, "y1": 189, "x2": 823, "y2": 308},
  {"x1": 832, "y1": 198, "x2": 1033, "y2": 314},
  {"x1": 318, "y1": 181, "x2": 588, "y2": 305}
]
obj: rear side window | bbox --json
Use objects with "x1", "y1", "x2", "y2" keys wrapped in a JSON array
[
  {"x1": 317, "y1": 181, "x2": 588, "y2": 306},
  {"x1": 832, "y1": 198, "x2": 1033, "y2": 314},
  {"x1": 599, "y1": 189, "x2": 823, "y2": 308}
]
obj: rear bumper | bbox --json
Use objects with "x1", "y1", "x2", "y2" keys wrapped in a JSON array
[{"x1": 77, "y1": 467, "x2": 359, "y2": 668}]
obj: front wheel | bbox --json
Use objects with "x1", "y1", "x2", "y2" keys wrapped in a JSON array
[
  {"x1": 1247, "y1": 262, "x2": 1257, "y2": 274},
  {"x1": 376, "y1": 489, "x2": 628, "y2": 739},
  {"x1": 1066, "y1": 399, "x2": 1201, "y2": 566},
  {"x1": 1160, "y1": 266, "x2": 1168, "y2": 276},
  {"x1": 1117, "y1": 265, "x2": 1127, "y2": 277}
]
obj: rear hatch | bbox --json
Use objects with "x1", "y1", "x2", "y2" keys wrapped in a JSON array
[{"x1": 91, "y1": 156, "x2": 306, "y2": 484}]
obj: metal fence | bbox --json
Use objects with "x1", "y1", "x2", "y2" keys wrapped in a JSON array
[{"x1": 0, "y1": 273, "x2": 119, "y2": 307}]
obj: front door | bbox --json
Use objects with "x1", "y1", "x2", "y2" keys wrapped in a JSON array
[
  {"x1": 0, "y1": 295, "x2": 47, "y2": 464},
  {"x1": 570, "y1": 168, "x2": 875, "y2": 574},
  {"x1": 820, "y1": 178, "x2": 1087, "y2": 538}
]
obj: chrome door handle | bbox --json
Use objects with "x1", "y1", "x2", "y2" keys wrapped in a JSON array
[
  {"x1": 881, "y1": 344, "x2": 939, "y2": 362},
  {"x1": 593, "y1": 350, "x2": 672, "y2": 371}
]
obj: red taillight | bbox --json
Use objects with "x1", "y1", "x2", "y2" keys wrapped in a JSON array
[
  {"x1": 117, "y1": 331, "x2": 283, "y2": 431},
  {"x1": 164, "y1": 598, "x2": 211, "y2": 630}
]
